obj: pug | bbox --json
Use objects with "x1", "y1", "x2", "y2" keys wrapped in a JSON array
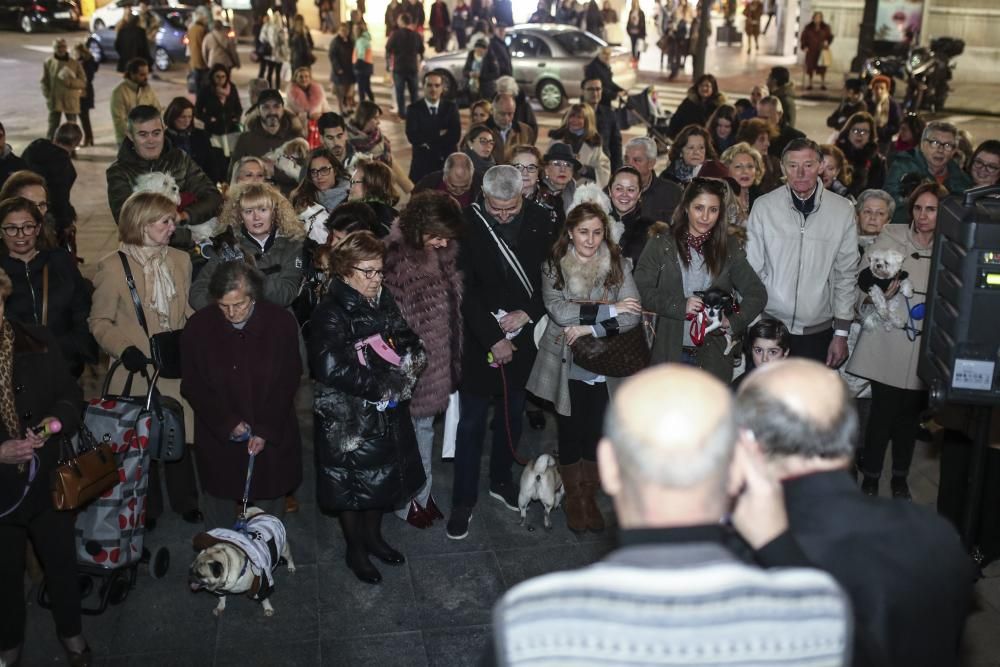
[
  {"x1": 518, "y1": 454, "x2": 565, "y2": 530},
  {"x1": 189, "y1": 507, "x2": 295, "y2": 617}
]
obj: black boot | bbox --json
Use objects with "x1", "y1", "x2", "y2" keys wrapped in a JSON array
[
  {"x1": 340, "y1": 510, "x2": 381, "y2": 584},
  {"x1": 364, "y1": 509, "x2": 405, "y2": 565}
]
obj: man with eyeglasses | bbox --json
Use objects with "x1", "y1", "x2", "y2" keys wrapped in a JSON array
[
  {"x1": 447, "y1": 165, "x2": 557, "y2": 540},
  {"x1": 413, "y1": 152, "x2": 482, "y2": 207},
  {"x1": 484, "y1": 93, "x2": 535, "y2": 164},
  {"x1": 405, "y1": 72, "x2": 461, "y2": 182},
  {"x1": 581, "y1": 76, "x2": 622, "y2": 172},
  {"x1": 229, "y1": 88, "x2": 307, "y2": 195},
  {"x1": 885, "y1": 120, "x2": 972, "y2": 224},
  {"x1": 624, "y1": 137, "x2": 682, "y2": 224}
]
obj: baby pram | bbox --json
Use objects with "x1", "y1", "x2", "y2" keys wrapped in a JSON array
[{"x1": 617, "y1": 86, "x2": 673, "y2": 155}]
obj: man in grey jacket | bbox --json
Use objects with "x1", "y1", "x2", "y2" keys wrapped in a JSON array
[{"x1": 746, "y1": 138, "x2": 858, "y2": 367}]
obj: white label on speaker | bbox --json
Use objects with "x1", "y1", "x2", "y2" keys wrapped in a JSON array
[{"x1": 952, "y1": 359, "x2": 996, "y2": 391}]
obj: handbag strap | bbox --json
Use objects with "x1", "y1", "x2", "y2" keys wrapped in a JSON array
[
  {"x1": 0, "y1": 453, "x2": 38, "y2": 519},
  {"x1": 471, "y1": 203, "x2": 533, "y2": 299},
  {"x1": 41, "y1": 264, "x2": 49, "y2": 327},
  {"x1": 118, "y1": 251, "x2": 151, "y2": 339}
]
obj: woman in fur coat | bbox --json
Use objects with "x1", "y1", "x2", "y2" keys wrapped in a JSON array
[
  {"x1": 382, "y1": 192, "x2": 464, "y2": 529},
  {"x1": 527, "y1": 202, "x2": 642, "y2": 533}
]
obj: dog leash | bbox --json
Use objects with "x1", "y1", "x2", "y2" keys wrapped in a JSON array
[
  {"x1": 497, "y1": 364, "x2": 530, "y2": 467},
  {"x1": 234, "y1": 451, "x2": 256, "y2": 534}
]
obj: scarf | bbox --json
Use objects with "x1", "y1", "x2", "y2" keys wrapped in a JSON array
[
  {"x1": 874, "y1": 94, "x2": 890, "y2": 128},
  {"x1": 682, "y1": 230, "x2": 711, "y2": 264},
  {"x1": 669, "y1": 158, "x2": 697, "y2": 184},
  {"x1": 0, "y1": 320, "x2": 19, "y2": 440},
  {"x1": 120, "y1": 243, "x2": 177, "y2": 330}
]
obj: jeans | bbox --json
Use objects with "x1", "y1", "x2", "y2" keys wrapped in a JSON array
[
  {"x1": 354, "y1": 62, "x2": 374, "y2": 102},
  {"x1": 393, "y1": 71, "x2": 419, "y2": 115},
  {"x1": 395, "y1": 414, "x2": 435, "y2": 518},
  {"x1": 451, "y1": 388, "x2": 527, "y2": 508}
]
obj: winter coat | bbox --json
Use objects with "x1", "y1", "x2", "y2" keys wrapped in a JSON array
[
  {"x1": 635, "y1": 231, "x2": 766, "y2": 383},
  {"x1": 835, "y1": 138, "x2": 887, "y2": 197},
  {"x1": 667, "y1": 90, "x2": 725, "y2": 138},
  {"x1": 166, "y1": 127, "x2": 219, "y2": 183},
  {"x1": 527, "y1": 246, "x2": 641, "y2": 416},
  {"x1": 88, "y1": 247, "x2": 195, "y2": 435},
  {"x1": 329, "y1": 34, "x2": 355, "y2": 85},
  {"x1": 286, "y1": 82, "x2": 331, "y2": 128},
  {"x1": 289, "y1": 29, "x2": 314, "y2": 72},
  {"x1": 743, "y1": 0, "x2": 763, "y2": 36},
  {"x1": 800, "y1": 21, "x2": 833, "y2": 73},
  {"x1": 187, "y1": 20, "x2": 209, "y2": 70},
  {"x1": 549, "y1": 128, "x2": 611, "y2": 187},
  {"x1": 261, "y1": 22, "x2": 290, "y2": 64},
  {"x1": 489, "y1": 35, "x2": 513, "y2": 77},
  {"x1": 22, "y1": 138, "x2": 75, "y2": 232},
  {"x1": 202, "y1": 29, "x2": 241, "y2": 70},
  {"x1": 195, "y1": 83, "x2": 243, "y2": 137},
  {"x1": 826, "y1": 99, "x2": 866, "y2": 131},
  {"x1": 583, "y1": 56, "x2": 624, "y2": 103},
  {"x1": 78, "y1": 56, "x2": 98, "y2": 112},
  {"x1": 382, "y1": 226, "x2": 463, "y2": 418},
  {"x1": 746, "y1": 182, "x2": 859, "y2": 335},
  {"x1": 309, "y1": 278, "x2": 427, "y2": 511},
  {"x1": 867, "y1": 96, "x2": 902, "y2": 147},
  {"x1": 770, "y1": 81, "x2": 797, "y2": 129},
  {"x1": 190, "y1": 230, "x2": 305, "y2": 310},
  {"x1": 181, "y1": 301, "x2": 302, "y2": 500},
  {"x1": 109, "y1": 78, "x2": 161, "y2": 144},
  {"x1": 106, "y1": 136, "x2": 223, "y2": 233},
  {"x1": 229, "y1": 111, "x2": 306, "y2": 193},
  {"x1": 640, "y1": 175, "x2": 683, "y2": 225},
  {"x1": 113, "y1": 24, "x2": 150, "y2": 73},
  {"x1": 0, "y1": 147, "x2": 26, "y2": 191},
  {"x1": 485, "y1": 117, "x2": 536, "y2": 164},
  {"x1": 41, "y1": 55, "x2": 85, "y2": 115},
  {"x1": 0, "y1": 324, "x2": 82, "y2": 521},
  {"x1": 885, "y1": 148, "x2": 973, "y2": 224},
  {"x1": 611, "y1": 205, "x2": 654, "y2": 270},
  {"x1": 0, "y1": 249, "x2": 97, "y2": 377},
  {"x1": 846, "y1": 225, "x2": 933, "y2": 390}
]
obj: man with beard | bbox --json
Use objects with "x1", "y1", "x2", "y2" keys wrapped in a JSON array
[
  {"x1": 485, "y1": 94, "x2": 535, "y2": 163},
  {"x1": 413, "y1": 152, "x2": 482, "y2": 207},
  {"x1": 582, "y1": 76, "x2": 622, "y2": 172},
  {"x1": 317, "y1": 112, "x2": 354, "y2": 166},
  {"x1": 229, "y1": 89, "x2": 305, "y2": 193},
  {"x1": 624, "y1": 137, "x2": 681, "y2": 224},
  {"x1": 110, "y1": 58, "x2": 161, "y2": 145},
  {"x1": 106, "y1": 105, "x2": 222, "y2": 247},
  {"x1": 406, "y1": 72, "x2": 462, "y2": 182}
]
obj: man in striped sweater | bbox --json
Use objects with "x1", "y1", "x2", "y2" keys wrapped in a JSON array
[{"x1": 492, "y1": 365, "x2": 851, "y2": 666}]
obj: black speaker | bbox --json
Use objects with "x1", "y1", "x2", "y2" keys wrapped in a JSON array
[{"x1": 919, "y1": 186, "x2": 1000, "y2": 407}]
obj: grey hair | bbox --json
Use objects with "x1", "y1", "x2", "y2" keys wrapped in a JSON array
[
  {"x1": 207, "y1": 261, "x2": 264, "y2": 302},
  {"x1": 735, "y1": 379, "x2": 859, "y2": 460},
  {"x1": 922, "y1": 120, "x2": 959, "y2": 143},
  {"x1": 444, "y1": 152, "x2": 473, "y2": 176},
  {"x1": 759, "y1": 95, "x2": 783, "y2": 116},
  {"x1": 856, "y1": 188, "x2": 896, "y2": 220},
  {"x1": 626, "y1": 137, "x2": 657, "y2": 160},
  {"x1": 496, "y1": 75, "x2": 519, "y2": 95},
  {"x1": 603, "y1": 394, "x2": 736, "y2": 489},
  {"x1": 482, "y1": 165, "x2": 523, "y2": 200}
]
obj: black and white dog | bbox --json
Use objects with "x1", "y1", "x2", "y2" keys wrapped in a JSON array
[
  {"x1": 693, "y1": 287, "x2": 739, "y2": 353},
  {"x1": 858, "y1": 249, "x2": 913, "y2": 331}
]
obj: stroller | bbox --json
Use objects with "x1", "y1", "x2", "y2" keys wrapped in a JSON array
[{"x1": 617, "y1": 86, "x2": 673, "y2": 155}]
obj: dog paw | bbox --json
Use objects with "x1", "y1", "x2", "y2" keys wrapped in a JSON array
[
  {"x1": 212, "y1": 607, "x2": 224, "y2": 617},
  {"x1": 287, "y1": 565, "x2": 297, "y2": 574},
  {"x1": 264, "y1": 608, "x2": 275, "y2": 617}
]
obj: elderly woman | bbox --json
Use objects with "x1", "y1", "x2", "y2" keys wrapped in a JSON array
[
  {"x1": 181, "y1": 262, "x2": 302, "y2": 529},
  {"x1": 734, "y1": 119, "x2": 782, "y2": 193},
  {"x1": 0, "y1": 197, "x2": 96, "y2": 378},
  {"x1": 856, "y1": 189, "x2": 894, "y2": 254},
  {"x1": 668, "y1": 74, "x2": 726, "y2": 138},
  {"x1": 88, "y1": 191, "x2": 201, "y2": 530},
  {"x1": 348, "y1": 158, "x2": 399, "y2": 234},
  {"x1": 849, "y1": 182, "x2": 946, "y2": 500},
  {"x1": 661, "y1": 125, "x2": 717, "y2": 185},
  {"x1": 511, "y1": 145, "x2": 563, "y2": 222},
  {"x1": 968, "y1": 140, "x2": 1000, "y2": 188},
  {"x1": 720, "y1": 142, "x2": 765, "y2": 225},
  {"x1": 800, "y1": 11, "x2": 833, "y2": 90},
  {"x1": 634, "y1": 178, "x2": 767, "y2": 382},
  {"x1": 287, "y1": 66, "x2": 332, "y2": 132},
  {"x1": 461, "y1": 124, "x2": 498, "y2": 178},
  {"x1": 382, "y1": 192, "x2": 464, "y2": 528},
  {"x1": 0, "y1": 264, "x2": 88, "y2": 667},
  {"x1": 549, "y1": 104, "x2": 611, "y2": 187},
  {"x1": 527, "y1": 202, "x2": 641, "y2": 533},
  {"x1": 290, "y1": 147, "x2": 352, "y2": 242},
  {"x1": 309, "y1": 230, "x2": 427, "y2": 584},
  {"x1": 834, "y1": 111, "x2": 887, "y2": 196},
  {"x1": 191, "y1": 183, "x2": 306, "y2": 310},
  {"x1": 541, "y1": 142, "x2": 580, "y2": 214},
  {"x1": 607, "y1": 166, "x2": 653, "y2": 269}
]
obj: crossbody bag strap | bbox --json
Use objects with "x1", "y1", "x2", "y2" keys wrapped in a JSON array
[
  {"x1": 117, "y1": 251, "x2": 151, "y2": 338},
  {"x1": 41, "y1": 263, "x2": 49, "y2": 327},
  {"x1": 471, "y1": 203, "x2": 533, "y2": 299}
]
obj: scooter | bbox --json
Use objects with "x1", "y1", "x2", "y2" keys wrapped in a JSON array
[{"x1": 862, "y1": 37, "x2": 964, "y2": 112}]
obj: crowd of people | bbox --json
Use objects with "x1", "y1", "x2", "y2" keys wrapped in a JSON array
[{"x1": 1, "y1": 1, "x2": 998, "y2": 665}]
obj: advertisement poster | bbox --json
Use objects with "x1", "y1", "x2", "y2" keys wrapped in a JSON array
[{"x1": 875, "y1": 0, "x2": 925, "y2": 44}]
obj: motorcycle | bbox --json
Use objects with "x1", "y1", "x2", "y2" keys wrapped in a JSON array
[{"x1": 862, "y1": 37, "x2": 964, "y2": 112}]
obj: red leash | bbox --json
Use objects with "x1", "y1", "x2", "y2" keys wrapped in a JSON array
[{"x1": 497, "y1": 364, "x2": 530, "y2": 467}]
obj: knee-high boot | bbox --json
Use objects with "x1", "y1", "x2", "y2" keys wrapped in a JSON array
[
  {"x1": 363, "y1": 509, "x2": 405, "y2": 565},
  {"x1": 559, "y1": 461, "x2": 587, "y2": 533},
  {"x1": 580, "y1": 460, "x2": 606, "y2": 532},
  {"x1": 339, "y1": 510, "x2": 381, "y2": 584}
]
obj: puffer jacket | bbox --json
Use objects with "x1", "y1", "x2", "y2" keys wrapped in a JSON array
[
  {"x1": 308, "y1": 278, "x2": 427, "y2": 511},
  {"x1": 189, "y1": 228, "x2": 305, "y2": 310},
  {"x1": 41, "y1": 55, "x2": 85, "y2": 114},
  {"x1": 746, "y1": 181, "x2": 859, "y2": 335}
]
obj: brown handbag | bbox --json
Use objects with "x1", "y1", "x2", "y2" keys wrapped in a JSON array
[
  {"x1": 570, "y1": 317, "x2": 653, "y2": 377},
  {"x1": 50, "y1": 425, "x2": 119, "y2": 511}
]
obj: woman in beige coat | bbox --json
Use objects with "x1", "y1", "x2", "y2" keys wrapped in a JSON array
[
  {"x1": 527, "y1": 201, "x2": 641, "y2": 533},
  {"x1": 41, "y1": 38, "x2": 85, "y2": 140},
  {"x1": 848, "y1": 181, "x2": 946, "y2": 500},
  {"x1": 88, "y1": 191, "x2": 202, "y2": 530}
]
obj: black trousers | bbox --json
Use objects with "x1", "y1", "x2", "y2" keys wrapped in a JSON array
[
  {"x1": 0, "y1": 508, "x2": 81, "y2": 648},
  {"x1": 788, "y1": 328, "x2": 833, "y2": 363},
  {"x1": 861, "y1": 381, "x2": 926, "y2": 479},
  {"x1": 147, "y1": 443, "x2": 200, "y2": 520},
  {"x1": 452, "y1": 388, "x2": 526, "y2": 508},
  {"x1": 557, "y1": 380, "x2": 608, "y2": 465}
]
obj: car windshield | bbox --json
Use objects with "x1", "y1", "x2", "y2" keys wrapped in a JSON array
[{"x1": 551, "y1": 30, "x2": 605, "y2": 56}]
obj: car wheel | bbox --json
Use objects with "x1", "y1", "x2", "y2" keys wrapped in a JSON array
[
  {"x1": 433, "y1": 68, "x2": 458, "y2": 103},
  {"x1": 87, "y1": 39, "x2": 103, "y2": 63},
  {"x1": 536, "y1": 79, "x2": 565, "y2": 112},
  {"x1": 93, "y1": 18, "x2": 105, "y2": 30},
  {"x1": 154, "y1": 47, "x2": 170, "y2": 72},
  {"x1": 19, "y1": 14, "x2": 33, "y2": 33}
]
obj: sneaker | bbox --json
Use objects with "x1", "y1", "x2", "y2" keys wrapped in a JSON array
[
  {"x1": 489, "y1": 480, "x2": 519, "y2": 512},
  {"x1": 891, "y1": 477, "x2": 912, "y2": 500},
  {"x1": 446, "y1": 506, "x2": 473, "y2": 540}
]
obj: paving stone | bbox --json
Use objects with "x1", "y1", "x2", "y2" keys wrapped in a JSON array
[
  {"x1": 407, "y1": 552, "x2": 506, "y2": 630},
  {"x1": 215, "y1": 564, "x2": 320, "y2": 649},
  {"x1": 422, "y1": 625, "x2": 493, "y2": 667},
  {"x1": 322, "y1": 631, "x2": 427, "y2": 667}
]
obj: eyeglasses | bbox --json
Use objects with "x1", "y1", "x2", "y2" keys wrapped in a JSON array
[
  {"x1": 309, "y1": 165, "x2": 334, "y2": 178},
  {"x1": 512, "y1": 163, "x2": 538, "y2": 173},
  {"x1": 548, "y1": 160, "x2": 574, "y2": 169},
  {"x1": 350, "y1": 179, "x2": 364, "y2": 186},
  {"x1": 353, "y1": 266, "x2": 385, "y2": 280},
  {"x1": 1, "y1": 223, "x2": 39, "y2": 237},
  {"x1": 924, "y1": 138, "x2": 955, "y2": 151},
  {"x1": 476, "y1": 137, "x2": 496, "y2": 146},
  {"x1": 973, "y1": 158, "x2": 1000, "y2": 174},
  {"x1": 850, "y1": 128, "x2": 871, "y2": 136}
]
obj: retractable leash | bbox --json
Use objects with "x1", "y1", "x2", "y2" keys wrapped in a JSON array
[
  {"x1": 232, "y1": 428, "x2": 256, "y2": 533},
  {"x1": 903, "y1": 297, "x2": 925, "y2": 342}
]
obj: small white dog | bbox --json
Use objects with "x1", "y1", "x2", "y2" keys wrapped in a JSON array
[
  {"x1": 264, "y1": 138, "x2": 311, "y2": 182},
  {"x1": 131, "y1": 171, "x2": 218, "y2": 242},
  {"x1": 859, "y1": 249, "x2": 914, "y2": 331},
  {"x1": 518, "y1": 454, "x2": 564, "y2": 530},
  {"x1": 189, "y1": 507, "x2": 295, "y2": 617}
]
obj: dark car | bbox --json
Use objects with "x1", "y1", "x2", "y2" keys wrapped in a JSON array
[
  {"x1": 86, "y1": 6, "x2": 190, "y2": 71},
  {"x1": 0, "y1": 0, "x2": 80, "y2": 33}
]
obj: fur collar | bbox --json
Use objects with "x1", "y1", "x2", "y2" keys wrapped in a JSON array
[{"x1": 559, "y1": 245, "x2": 611, "y2": 299}]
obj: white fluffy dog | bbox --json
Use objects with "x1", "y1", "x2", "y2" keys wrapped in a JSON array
[
  {"x1": 518, "y1": 454, "x2": 564, "y2": 530},
  {"x1": 860, "y1": 248, "x2": 914, "y2": 331},
  {"x1": 131, "y1": 171, "x2": 218, "y2": 242},
  {"x1": 264, "y1": 138, "x2": 311, "y2": 182}
]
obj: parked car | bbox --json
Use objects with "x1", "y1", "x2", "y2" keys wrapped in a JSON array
[
  {"x1": 89, "y1": 0, "x2": 201, "y2": 31},
  {"x1": 420, "y1": 24, "x2": 635, "y2": 111},
  {"x1": 86, "y1": 6, "x2": 190, "y2": 71},
  {"x1": 0, "y1": 0, "x2": 80, "y2": 33}
]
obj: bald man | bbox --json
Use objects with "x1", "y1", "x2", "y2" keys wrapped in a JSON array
[
  {"x1": 492, "y1": 365, "x2": 851, "y2": 666},
  {"x1": 735, "y1": 359, "x2": 976, "y2": 667}
]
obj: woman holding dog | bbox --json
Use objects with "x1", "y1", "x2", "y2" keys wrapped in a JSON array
[
  {"x1": 634, "y1": 178, "x2": 766, "y2": 382},
  {"x1": 848, "y1": 182, "x2": 946, "y2": 500},
  {"x1": 527, "y1": 202, "x2": 642, "y2": 533},
  {"x1": 309, "y1": 231, "x2": 427, "y2": 584}
]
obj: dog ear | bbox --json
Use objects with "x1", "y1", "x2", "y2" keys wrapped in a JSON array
[{"x1": 192, "y1": 532, "x2": 222, "y2": 551}]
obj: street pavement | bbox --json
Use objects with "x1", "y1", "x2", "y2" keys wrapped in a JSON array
[{"x1": 2, "y1": 23, "x2": 1000, "y2": 667}]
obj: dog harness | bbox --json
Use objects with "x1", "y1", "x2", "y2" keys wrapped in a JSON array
[{"x1": 203, "y1": 513, "x2": 286, "y2": 601}]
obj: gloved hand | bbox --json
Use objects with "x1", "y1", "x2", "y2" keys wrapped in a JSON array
[{"x1": 120, "y1": 346, "x2": 149, "y2": 372}]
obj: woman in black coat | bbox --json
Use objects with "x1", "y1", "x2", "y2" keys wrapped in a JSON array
[
  {"x1": 73, "y1": 43, "x2": 98, "y2": 147},
  {"x1": 0, "y1": 197, "x2": 96, "y2": 378},
  {"x1": 114, "y1": 13, "x2": 150, "y2": 72},
  {"x1": 834, "y1": 110, "x2": 887, "y2": 197},
  {"x1": 308, "y1": 231, "x2": 426, "y2": 585},
  {"x1": 667, "y1": 74, "x2": 726, "y2": 139},
  {"x1": 194, "y1": 64, "x2": 243, "y2": 141},
  {"x1": 164, "y1": 97, "x2": 222, "y2": 184},
  {"x1": 0, "y1": 267, "x2": 88, "y2": 667}
]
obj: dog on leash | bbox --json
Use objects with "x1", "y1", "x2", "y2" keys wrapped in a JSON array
[
  {"x1": 518, "y1": 454, "x2": 564, "y2": 530},
  {"x1": 859, "y1": 249, "x2": 913, "y2": 331},
  {"x1": 189, "y1": 507, "x2": 295, "y2": 617},
  {"x1": 693, "y1": 288, "x2": 740, "y2": 354},
  {"x1": 264, "y1": 138, "x2": 311, "y2": 182}
]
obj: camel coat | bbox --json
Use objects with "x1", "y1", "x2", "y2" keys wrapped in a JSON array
[
  {"x1": 41, "y1": 56, "x2": 86, "y2": 114},
  {"x1": 88, "y1": 247, "x2": 195, "y2": 434}
]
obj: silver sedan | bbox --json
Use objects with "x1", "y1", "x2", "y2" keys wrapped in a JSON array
[{"x1": 420, "y1": 24, "x2": 636, "y2": 112}]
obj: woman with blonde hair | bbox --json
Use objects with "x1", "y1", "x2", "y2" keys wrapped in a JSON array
[
  {"x1": 286, "y1": 66, "x2": 331, "y2": 134},
  {"x1": 189, "y1": 183, "x2": 306, "y2": 310},
  {"x1": 719, "y1": 142, "x2": 765, "y2": 224},
  {"x1": 469, "y1": 99, "x2": 493, "y2": 126},
  {"x1": 548, "y1": 103, "x2": 611, "y2": 187}
]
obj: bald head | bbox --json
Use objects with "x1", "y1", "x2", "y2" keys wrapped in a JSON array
[{"x1": 736, "y1": 359, "x2": 858, "y2": 461}]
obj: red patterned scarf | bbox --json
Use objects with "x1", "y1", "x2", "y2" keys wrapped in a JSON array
[{"x1": 682, "y1": 230, "x2": 712, "y2": 264}]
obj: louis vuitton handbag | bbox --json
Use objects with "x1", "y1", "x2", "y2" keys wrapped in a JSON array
[{"x1": 570, "y1": 319, "x2": 652, "y2": 377}]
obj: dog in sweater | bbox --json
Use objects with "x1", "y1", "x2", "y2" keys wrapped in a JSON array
[
  {"x1": 518, "y1": 454, "x2": 564, "y2": 530},
  {"x1": 859, "y1": 249, "x2": 913, "y2": 331}
]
